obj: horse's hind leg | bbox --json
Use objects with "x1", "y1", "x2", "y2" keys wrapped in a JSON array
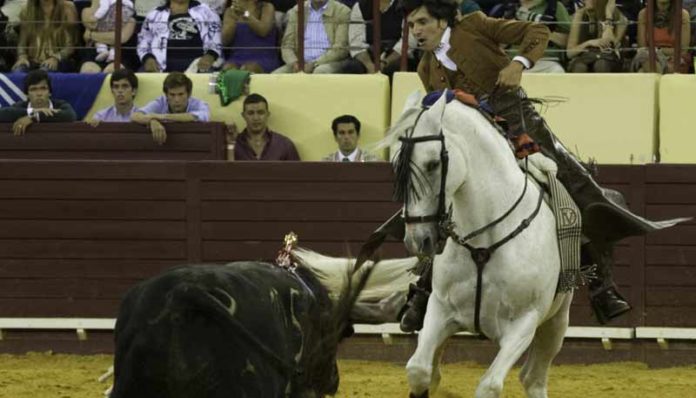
[
  {"x1": 519, "y1": 293, "x2": 572, "y2": 398},
  {"x1": 475, "y1": 313, "x2": 539, "y2": 398},
  {"x1": 406, "y1": 295, "x2": 458, "y2": 398}
]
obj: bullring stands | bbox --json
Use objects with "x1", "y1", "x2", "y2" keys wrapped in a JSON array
[
  {"x1": 8, "y1": 72, "x2": 694, "y2": 164},
  {"x1": 85, "y1": 74, "x2": 391, "y2": 161},
  {"x1": 391, "y1": 72, "x2": 662, "y2": 165}
]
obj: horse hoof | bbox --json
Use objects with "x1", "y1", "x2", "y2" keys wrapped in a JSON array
[{"x1": 409, "y1": 391, "x2": 429, "y2": 398}]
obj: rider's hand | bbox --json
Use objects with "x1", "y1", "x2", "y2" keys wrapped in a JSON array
[{"x1": 496, "y1": 61, "x2": 525, "y2": 91}]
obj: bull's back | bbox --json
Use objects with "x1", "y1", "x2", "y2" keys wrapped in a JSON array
[{"x1": 111, "y1": 262, "x2": 322, "y2": 398}]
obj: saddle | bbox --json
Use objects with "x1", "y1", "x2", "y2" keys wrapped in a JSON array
[{"x1": 422, "y1": 88, "x2": 541, "y2": 159}]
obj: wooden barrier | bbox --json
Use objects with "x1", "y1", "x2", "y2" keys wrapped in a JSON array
[
  {"x1": 0, "y1": 122, "x2": 227, "y2": 160},
  {"x1": 0, "y1": 161, "x2": 694, "y2": 356}
]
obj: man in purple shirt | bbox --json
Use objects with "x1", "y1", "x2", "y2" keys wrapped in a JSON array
[
  {"x1": 88, "y1": 69, "x2": 140, "y2": 127},
  {"x1": 233, "y1": 93, "x2": 300, "y2": 160},
  {"x1": 131, "y1": 72, "x2": 210, "y2": 145}
]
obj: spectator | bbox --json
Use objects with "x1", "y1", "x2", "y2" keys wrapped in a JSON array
[
  {"x1": 0, "y1": 70, "x2": 77, "y2": 134},
  {"x1": 0, "y1": 0, "x2": 23, "y2": 71},
  {"x1": 274, "y1": 0, "x2": 350, "y2": 73},
  {"x1": 566, "y1": 0, "x2": 628, "y2": 73},
  {"x1": 684, "y1": 0, "x2": 696, "y2": 48},
  {"x1": 233, "y1": 93, "x2": 300, "y2": 160},
  {"x1": 80, "y1": 0, "x2": 137, "y2": 73},
  {"x1": 87, "y1": 69, "x2": 140, "y2": 126},
  {"x1": 137, "y1": 0, "x2": 222, "y2": 72},
  {"x1": 12, "y1": 0, "x2": 78, "y2": 72},
  {"x1": 221, "y1": 0, "x2": 280, "y2": 73},
  {"x1": 322, "y1": 114, "x2": 379, "y2": 162},
  {"x1": 514, "y1": 0, "x2": 572, "y2": 73},
  {"x1": 342, "y1": 0, "x2": 406, "y2": 75},
  {"x1": 131, "y1": 72, "x2": 210, "y2": 145},
  {"x1": 631, "y1": 0, "x2": 691, "y2": 73}
]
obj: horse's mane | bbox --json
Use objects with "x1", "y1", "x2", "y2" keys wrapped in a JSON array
[{"x1": 292, "y1": 247, "x2": 418, "y2": 302}]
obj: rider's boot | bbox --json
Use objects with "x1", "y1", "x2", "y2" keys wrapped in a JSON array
[
  {"x1": 581, "y1": 241, "x2": 632, "y2": 324},
  {"x1": 399, "y1": 257, "x2": 433, "y2": 333}
]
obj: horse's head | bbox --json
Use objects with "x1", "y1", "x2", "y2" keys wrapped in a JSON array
[{"x1": 391, "y1": 91, "x2": 467, "y2": 257}]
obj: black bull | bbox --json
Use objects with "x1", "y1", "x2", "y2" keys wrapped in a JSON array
[{"x1": 111, "y1": 261, "x2": 366, "y2": 398}]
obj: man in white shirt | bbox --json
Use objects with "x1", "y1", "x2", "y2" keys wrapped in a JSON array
[{"x1": 274, "y1": 0, "x2": 351, "y2": 73}]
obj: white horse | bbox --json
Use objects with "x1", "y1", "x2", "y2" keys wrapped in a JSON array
[{"x1": 383, "y1": 91, "x2": 574, "y2": 398}]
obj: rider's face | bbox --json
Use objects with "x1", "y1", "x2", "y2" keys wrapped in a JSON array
[{"x1": 407, "y1": 6, "x2": 448, "y2": 52}]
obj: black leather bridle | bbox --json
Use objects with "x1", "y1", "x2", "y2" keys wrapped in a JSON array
[{"x1": 395, "y1": 108, "x2": 450, "y2": 231}]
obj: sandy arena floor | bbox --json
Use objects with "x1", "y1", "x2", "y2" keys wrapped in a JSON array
[{"x1": 1, "y1": 353, "x2": 695, "y2": 397}]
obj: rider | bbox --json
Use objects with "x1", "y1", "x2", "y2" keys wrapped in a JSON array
[{"x1": 383, "y1": 0, "x2": 684, "y2": 332}]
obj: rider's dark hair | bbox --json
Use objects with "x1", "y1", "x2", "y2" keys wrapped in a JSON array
[{"x1": 399, "y1": 0, "x2": 458, "y2": 27}]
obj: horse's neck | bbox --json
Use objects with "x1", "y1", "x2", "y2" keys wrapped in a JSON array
[{"x1": 451, "y1": 132, "x2": 530, "y2": 244}]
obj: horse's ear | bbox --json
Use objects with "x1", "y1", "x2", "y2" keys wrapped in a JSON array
[{"x1": 402, "y1": 90, "x2": 424, "y2": 113}]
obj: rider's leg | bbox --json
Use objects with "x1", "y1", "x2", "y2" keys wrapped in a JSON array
[
  {"x1": 581, "y1": 240, "x2": 631, "y2": 324},
  {"x1": 400, "y1": 256, "x2": 433, "y2": 333},
  {"x1": 489, "y1": 89, "x2": 632, "y2": 321}
]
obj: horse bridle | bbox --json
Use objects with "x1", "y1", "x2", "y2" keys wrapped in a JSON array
[{"x1": 397, "y1": 108, "x2": 450, "y2": 229}]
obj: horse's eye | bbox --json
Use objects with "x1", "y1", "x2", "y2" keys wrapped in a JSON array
[{"x1": 426, "y1": 160, "x2": 440, "y2": 172}]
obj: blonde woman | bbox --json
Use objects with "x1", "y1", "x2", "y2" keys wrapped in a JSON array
[
  {"x1": 12, "y1": 0, "x2": 78, "y2": 72},
  {"x1": 566, "y1": 0, "x2": 628, "y2": 72},
  {"x1": 632, "y1": 0, "x2": 691, "y2": 73}
]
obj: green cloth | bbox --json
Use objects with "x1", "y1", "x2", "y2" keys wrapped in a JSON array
[{"x1": 217, "y1": 69, "x2": 251, "y2": 106}]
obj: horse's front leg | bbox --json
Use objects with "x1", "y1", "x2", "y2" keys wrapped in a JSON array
[{"x1": 406, "y1": 293, "x2": 458, "y2": 398}]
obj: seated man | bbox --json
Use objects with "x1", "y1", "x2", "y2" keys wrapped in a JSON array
[
  {"x1": 274, "y1": 0, "x2": 351, "y2": 74},
  {"x1": 131, "y1": 72, "x2": 210, "y2": 145},
  {"x1": 233, "y1": 93, "x2": 300, "y2": 160},
  {"x1": 88, "y1": 68, "x2": 140, "y2": 126},
  {"x1": 0, "y1": 70, "x2": 77, "y2": 135},
  {"x1": 322, "y1": 115, "x2": 379, "y2": 162}
]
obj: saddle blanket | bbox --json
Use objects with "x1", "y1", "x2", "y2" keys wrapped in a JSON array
[{"x1": 522, "y1": 153, "x2": 582, "y2": 292}]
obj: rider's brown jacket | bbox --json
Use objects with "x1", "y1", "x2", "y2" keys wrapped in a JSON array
[{"x1": 417, "y1": 11, "x2": 551, "y2": 97}]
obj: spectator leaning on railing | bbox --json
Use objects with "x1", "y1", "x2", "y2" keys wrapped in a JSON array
[
  {"x1": 13, "y1": 0, "x2": 78, "y2": 72},
  {"x1": 87, "y1": 68, "x2": 140, "y2": 126},
  {"x1": 274, "y1": 0, "x2": 351, "y2": 73},
  {"x1": 131, "y1": 72, "x2": 210, "y2": 145},
  {"x1": 0, "y1": 70, "x2": 77, "y2": 135},
  {"x1": 137, "y1": 0, "x2": 222, "y2": 72}
]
